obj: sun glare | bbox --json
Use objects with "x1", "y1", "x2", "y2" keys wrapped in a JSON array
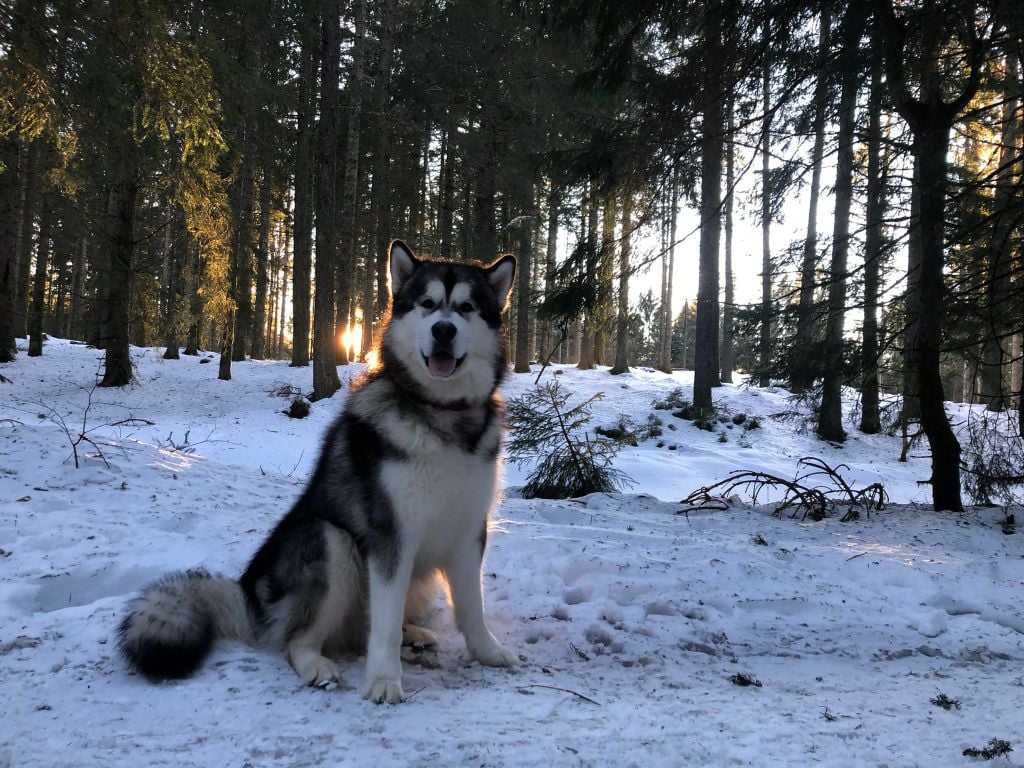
[{"x1": 339, "y1": 324, "x2": 363, "y2": 361}]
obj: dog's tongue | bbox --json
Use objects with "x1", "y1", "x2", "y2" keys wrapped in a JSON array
[{"x1": 428, "y1": 352, "x2": 457, "y2": 378}]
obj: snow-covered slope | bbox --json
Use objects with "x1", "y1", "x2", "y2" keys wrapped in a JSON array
[{"x1": 1, "y1": 340, "x2": 1021, "y2": 767}]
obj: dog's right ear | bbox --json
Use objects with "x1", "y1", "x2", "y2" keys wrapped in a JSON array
[{"x1": 388, "y1": 240, "x2": 420, "y2": 296}]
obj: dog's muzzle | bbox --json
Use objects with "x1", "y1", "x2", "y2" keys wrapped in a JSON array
[{"x1": 425, "y1": 321, "x2": 463, "y2": 378}]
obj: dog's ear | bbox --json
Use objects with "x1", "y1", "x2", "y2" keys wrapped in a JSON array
[
  {"x1": 388, "y1": 240, "x2": 420, "y2": 295},
  {"x1": 485, "y1": 255, "x2": 516, "y2": 311}
]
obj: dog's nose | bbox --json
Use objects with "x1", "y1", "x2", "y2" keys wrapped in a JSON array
[{"x1": 431, "y1": 321, "x2": 456, "y2": 343}]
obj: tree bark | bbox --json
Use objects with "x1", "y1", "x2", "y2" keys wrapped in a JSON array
[
  {"x1": 312, "y1": 1, "x2": 342, "y2": 399},
  {"x1": 0, "y1": 136, "x2": 21, "y2": 360},
  {"x1": 817, "y1": 2, "x2": 867, "y2": 443},
  {"x1": 792, "y1": 6, "x2": 831, "y2": 394},
  {"x1": 594, "y1": 194, "x2": 617, "y2": 365},
  {"x1": 27, "y1": 175, "x2": 52, "y2": 357},
  {"x1": 577, "y1": 183, "x2": 598, "y2": 369},
  {"x1": 859, "y1": 41, "x2": 886, "y2": 434},
  {"x1": 720, "y1": 103, "x2": 735, "y2": 383},
  {"x1": 913, "y1": 127, "x2": 963, "y2": 510},
  {"x1": 368, "y1": 0, "x2": 397, "y2": 353},
  {"x1": 161, "y1": 209, "x2": 186, "y2": 360},
  {"x1": 250, "y1": 169, "x2": 272, "y2": 360},
  {"x1": 512, "y1": 207, "x2": 533, "y2": 373},
  {"x1": 610, "y1": 193, "x2": 633, "y2": 375},
  {"x1": 184, "y1": 239, "x2": 202, "y2": 355},
  {"x1": 218, "y1": 309, "x2": 233, "y2": 380},
  {"x1": 693, "y1": 54, "x2": 724, "y2": 409},
  {"x1": 14, "y1": 140, "x2": 41, "y2": 341},
  {"x1": 979, "y1": 57, "x2": 1020, "y2": 410},
  {"x1": 538, "y1": 184, "x2": 559, "y2": 361},
  {"x1": 335, "y1": 0, "x2": 365, "y2": 365},
  {"x1": 99, "y1": 175, "x2": 138, "y2": 387},
  {"x1": 758, "y1": 31, "x2": 772, "y2": 388},
  {"x1": 437, "y1": 113, "x2": 456, "y2": 261},
  {"x1": 471, "y1": 78, "x2": 500, "y2": 263},
  {"x1": 230, "y1": 126, "x2": 256, "y2": 363},
  {"x1": 290, "y1": 20, "x2": 318, "y2": 368},
  {"x1": 67, "y1": 236, "x2": 87, "y2": 343},
  {"x1": 658, "y1": 171, "x2": 678, "y2": 375},
  {"x1": 875, "y1": 0, "x2": 982, "y2": 511}
]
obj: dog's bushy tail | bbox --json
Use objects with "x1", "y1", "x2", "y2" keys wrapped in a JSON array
[{"x1": 118, "y1": 569, "x2": 253, "y2": 681}]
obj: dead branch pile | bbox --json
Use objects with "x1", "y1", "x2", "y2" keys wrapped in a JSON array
[{"x1": 678, "y1": 457, "x2": 888, "y2": 521}]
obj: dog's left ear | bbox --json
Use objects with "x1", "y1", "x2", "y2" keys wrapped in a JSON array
[
  {"x1": 389, "y1": 240, "x2": 420, "y2": 296},
  {"x1": 485, "y1": 255, "x2": 516, "y2": 311}
]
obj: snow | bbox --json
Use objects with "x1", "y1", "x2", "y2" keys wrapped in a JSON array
[{"x1": 1, "y1": 338, "x2": 1021, "y2": 767}]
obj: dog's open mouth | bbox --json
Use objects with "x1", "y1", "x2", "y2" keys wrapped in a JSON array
[{"x1": 424, "y1": 351, "x2": 463, "y2": 378}]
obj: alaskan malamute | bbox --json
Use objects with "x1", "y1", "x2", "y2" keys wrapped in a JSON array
[{"x1": 119, "y1": 241, "x2": 519, "y2": 703}]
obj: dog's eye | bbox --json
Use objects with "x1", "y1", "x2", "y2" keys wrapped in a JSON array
[
  {"x1": 458, "y1": 302, "x2": 474, "y2": 313},
  {"x1": 420, "y1": 298, "x2": 436, "y2": 310}
]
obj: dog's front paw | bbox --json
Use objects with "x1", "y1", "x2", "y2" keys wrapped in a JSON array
[
  {"x1": 363, "y1": 676, "x2": 406, "y2": 704},
  {"x1": 472, "y1": 642, "x2": 520, "y2": 668}
]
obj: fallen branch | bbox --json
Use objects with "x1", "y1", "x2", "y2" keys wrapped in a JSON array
[
  {"x1": 678, "y1": 457, "x2": 888, "y2": 521},
  {"x1": 517, "y1": 684, "x2": 601, "y2": 706}
]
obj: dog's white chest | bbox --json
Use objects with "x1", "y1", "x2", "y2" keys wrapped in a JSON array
[{"x1": 380, "y1": 434, "x2": 497, "y2": 569}]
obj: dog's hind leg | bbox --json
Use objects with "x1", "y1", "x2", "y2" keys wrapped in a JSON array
[
  {"x1": 286, "y1": 525, "x2": 363, "y2": 687},
  {"x1": 402, "y1": 572, "x2": 439, "y2": 647},
  {"x1": 444, "y1": 531, "x2": 519, "y2": 668},
  {"x1": 402, "y1": 623, "x2": 438, "y2": 647}
]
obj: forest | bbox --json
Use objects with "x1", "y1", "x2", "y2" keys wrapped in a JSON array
[{"x1": 1, "y1": 0, "x2": 1022, "y2": 516}]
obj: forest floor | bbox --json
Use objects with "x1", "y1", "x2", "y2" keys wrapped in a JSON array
[{"x1": 1, "y1": 339, "x2": 1021, "y2": 767}]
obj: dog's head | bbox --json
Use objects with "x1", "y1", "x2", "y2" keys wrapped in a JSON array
[{"x1": 382, "y1": 240, "x2": 516, "y2": 405}]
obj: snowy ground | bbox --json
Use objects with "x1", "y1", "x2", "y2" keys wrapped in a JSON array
[{"x1": 1, "y1": 339, "x2": 1021, "y2": 767}]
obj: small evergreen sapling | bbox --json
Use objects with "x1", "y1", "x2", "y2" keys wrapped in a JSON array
[{"x1": 506, "y1": 382, "x2": 632, "y2": 499}]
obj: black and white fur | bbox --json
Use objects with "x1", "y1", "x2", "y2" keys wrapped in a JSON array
[{"x1": 118, "y1": 241, "x2": 519, "y2": 703}]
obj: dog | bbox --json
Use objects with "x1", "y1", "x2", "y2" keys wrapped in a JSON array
[{"x1": 118, "y1": 240, "x2": 519, "y2": 703}]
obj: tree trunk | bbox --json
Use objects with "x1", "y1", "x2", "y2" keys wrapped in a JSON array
[
  {"x1": 792, "y1": 6, "x2": 831, "y2": 394},
  {"x1": 0, "y1": 137, "x2": 20, "y2": 360},
  {"x1": 538, "y1": 184, "x2": 559, "y2": 361},
  {"x1": 312, "y1": 1, "x2": 342, "y2": 399},
  {"x1": 876, "y1": 0, "x2": 980, "y2": 511},
  {"x1": 979, "y1": 57, "x2": 1020, "y2": 410},
  {"x1": 27, "y1": 178, "x2": 52, "y2": 357},
  {"x1": 578, "y1": 184, "x2": 598, "y2": 369},
  {"x1": 817, "y1": 3, "x2": 866, "y2": 443},
  {"x1": 278, "y1": 227, "x2": 291, "y2": 358},
  {"x1": 471, "y1": 79, "x2": 500, "y2": 263},
  {"x1": 610, "y1": 193, "x2": 632, "y2": 375},
  {"x1": 250, "y1": 170, "x2": 272, "y2": 360},
  {"x1": 658, "y1": 171, "x2": 678, "y2": 375},
  {"x1": 99, "y1": 175, "x2": 138, "y2": 387},
  {"x1": 218, "y1": 309, "x2": 233, "y2": 380},
  {"x1": 914, "y1": 127, "x2": 962, "y2": 510},
  {"x1": 437, "y1": 114, "x2": 456, "y2": 261},
  {"x1": 290, "y1": 20, "x2": 318, "y2": 368},
  {"x1": 335, "y1": 0, "x2": 366, "y2": 365},
  {"x1": 184, "y1": 239, "x2": 202, "y2": 355},
  {"x1": 230, "y1": 126, "x2": 256, "y2": 364},
  {"x1": 162, "y1": 209, "x2": 186, "y2": 360},
  {"x1": 859, "y1": 42, "x2": 886, "y2": 435},
  {"x1": 67, "y1": 236, "x2": 87, "y2": 343},
  {"x1": 512, "y1": 209, "x2": 533, "y2": 373},
  {"x1": 758, "y1": 33, "x2": 772, "y2": 387},
  {"x1": 594, "y1": 194, "x2": 617, "y2": 365},
  {"x1": 692, "y1": 65, "x2": 724, "y2": 409},
  {"x1": 53, "y1": 232, "x2": 69, "y2": 338},
  {"x1": 14, "y1": 140, "x2": 41, "y2": 341},
  {"x1": 720, "y1": 103, "x2": 735, "y2": 383},
  {"x1": 368, "y1": 0, "x2": 397, "y2": 352}
]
